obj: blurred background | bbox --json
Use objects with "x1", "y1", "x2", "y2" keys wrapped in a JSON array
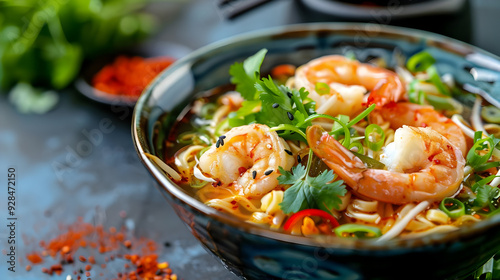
[{"x1": 1, "y1": 0, "x2": 500, "y2": 279}]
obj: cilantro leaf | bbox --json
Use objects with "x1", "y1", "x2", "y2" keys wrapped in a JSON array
[
  {"x1": 279, "y1": 180, "x2": 309, "y2": 214},
  {"x1": 228, "y1": 49, "x2": 317, "y2": 141},
  {"x1": 278, "y1": 165, "x2": 347, "y2": 214},
  {"x1": 471, "y1": 175, "x2": 500, "y2": 209},
  {"x1": 229, "y1": 49, "x2": 268, "y2": 100},
  {"x1": 307, "y1": 170, "x2": 345, "y2": 213}
]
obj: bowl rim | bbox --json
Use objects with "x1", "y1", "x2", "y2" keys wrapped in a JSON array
[{"x1": 132, "y1": 22, "x2": 500, "y2": 249}]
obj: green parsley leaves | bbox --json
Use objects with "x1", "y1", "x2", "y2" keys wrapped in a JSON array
[{"x1": 278, "y1": 164, "x2": 346, "y2": 215}]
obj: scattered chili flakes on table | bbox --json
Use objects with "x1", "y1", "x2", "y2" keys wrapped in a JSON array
[
  {"x1": 92, "y1": 56, "x2": 175, "y2": 97},
  {"x1": 25, "y1": 217, "x2": 178, "y2": 280}
]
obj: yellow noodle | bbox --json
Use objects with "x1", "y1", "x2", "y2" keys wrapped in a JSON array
[
  {"x1": 352, "y1": 199, "x2": 378, "y2": 212},
  {"x1": 260, "y1": 190, "x2": 284, "y2": 215},
  {"x1": 425, "y1": 209, "x2": 450, "y2": 225},
  {"x1": 346, "y1": 204, "x2": 381, "y2": 224},
  {"x1": 175, "y1": 145, "x2": 204, "y2": 171},
  {"x1": 403, "y1": 225, "x2": 458, "y2": 239},
  {"x1": 454, "y1": 215, "x2": 481, "y2": 226}
]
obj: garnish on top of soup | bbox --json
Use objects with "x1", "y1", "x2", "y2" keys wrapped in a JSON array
[{"x1": 159, "y1": 48, "x2": 500, "y2": 240}]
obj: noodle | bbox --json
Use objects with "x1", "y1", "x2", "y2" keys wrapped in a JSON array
[{"x1": 163, "y1": 51, "x2": 500, "y2": 241}]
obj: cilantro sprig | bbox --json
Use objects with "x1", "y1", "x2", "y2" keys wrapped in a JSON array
[
  {"x1": 228, "y1": 49, "x2": 315, "y2": 141},
  {"x1": 229, "y1": 49, "x2": 348, "y2": 214},
  {"x1": 278, "y1": 151, "x2": 347, "y2": 214}
]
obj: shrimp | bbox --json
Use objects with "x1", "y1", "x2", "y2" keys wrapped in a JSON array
[
  {"x1": 198, "y1": 124, "x2": 295, "y2": 197},
  {"x1": 294, "y1": 55, "x2": 405, "y2": 117},
  {"x1": 369, "y1": 102, "x2": 467, "y2": 155},
  {"x1": 307, "y1": 125, "x2": 465, "y2": 204}
]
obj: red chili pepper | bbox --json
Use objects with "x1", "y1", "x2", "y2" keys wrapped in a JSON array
[{"x1": 283, "y1": 209, "x2": 339, "y2": 231}]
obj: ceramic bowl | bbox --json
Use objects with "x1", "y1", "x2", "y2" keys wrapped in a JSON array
[{"x1": 132, "y1": 23, "x2": 500, "y2": 280}]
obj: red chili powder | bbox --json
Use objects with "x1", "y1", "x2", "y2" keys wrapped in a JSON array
[
  {"x1": 92, "y1": 56, "x2": 175, "y2": 97},
  {"x1": 25, "y1": 217, "x2": 178, "y2": 280}
]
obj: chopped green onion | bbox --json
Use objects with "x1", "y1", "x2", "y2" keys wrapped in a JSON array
[
  {"x1": 406, "y1": 51, "x2": 436, "y2": 73},
  {"x1": 344, "y1": 51, "x2": 356, "y2": 61},
  {"x1": 331, "y1": 115, "x2": 350, "y2": 135},
  {"x1": 191, "y1": 178, "x2": 209, "y2": 189},
  {"x1": 214, "y1": 118, "x2": 230, "y2": 137},
  {"x1": 425, "y1": 93, "x2": 456, "y2": 110},
  {"x1": 467, "y1": 133, "x2": 495, "y2": 169},
  {"x1": 439, "y1": 198, "x2": 465, "y2": 219},
  {"x1": 475, "y1": 161, "x2": 500, "y2": 172},
  {"x1": 334, "y1": 224, "x2": 382, "y2": 238},
  {"x1": 427, "y1": 65, "x2": 451, "y2": 96},
  {"x1": 315, "y1": 82, "x2": 330, "y2": 95},
  {"x1": 475, "y1": 257, "x2": 494, "y2": 280},
  {"x1": 474, "y1": 131, "x2": 483, "y2": 144},
  {"x1": 200, "y1": 103, "x2": 217, "y2": 119},
  {"x1": 348, "y1": 142, "x2": 364, "y2": 154},
  {"x1": 197, "y1": 146, "x2": 211, "y2": 158},
  {"x1": 178, "y1": 131, "x2": 211, "y2": 145},
  {"x1": 408, "y1": 80, "x2": 425, "y2": 105},
  {"x1": 364, "y1": 124, "x2": 385, "y2": 152},
  {"x1": 482, "y1": 106, "x2": 500, "y2": 124},
  {"x1": 409, "y1": 89, "x2": 426, "y2": 105}
]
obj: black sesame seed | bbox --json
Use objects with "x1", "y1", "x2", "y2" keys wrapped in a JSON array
[
  {"x1": 264, "y1": 170, "x2": 273, "y2": 176},
  {"x1": 272, "y1": 103, "x2": 279, "y2": 108},
  {"x1": 156, "y1": 269, "x2": 163, "y2": 275},
  {"x1": 287, "y1": 112, "x2": 294, "y2": 120},
  {"x1": 164, "y1": 242, "x2": 171, "y2": 247},
  {"x1": 219, "y1": 137, "x2": 224, "y2": 146},
  {"x1": 252, "y1": 170, "x2": 257, "y2": 179},
  {"x1": 284, "y1": 149, "x2": 293, "y2": 156},
  {"x1": 297, "y1": 155, "x2": 301, "y2": 163},
  {"x1": 216, "y1": 139, "x2": 220, "y2": 148},
  {"x1": 220, "y1": 135, "x2": 226, "y2": 139},
  {"x1": 287, "y1": 92, "x2": 293, "y2": 98}
]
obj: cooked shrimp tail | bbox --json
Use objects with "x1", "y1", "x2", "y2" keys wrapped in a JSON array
[{"x1": 307, "y1": 125, "x2": 465, "y2": 204}]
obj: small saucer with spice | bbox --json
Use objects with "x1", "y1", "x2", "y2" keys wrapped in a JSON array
[{"x1": 75, "y1": 42, "x2": 190, "y2": 107}]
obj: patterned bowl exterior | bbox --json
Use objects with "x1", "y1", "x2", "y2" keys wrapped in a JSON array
[{"x1": 133, "y1": 23, "x2": 500, "y2": 280}]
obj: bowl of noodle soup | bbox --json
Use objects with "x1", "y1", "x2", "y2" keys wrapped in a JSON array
[{"x1": 133, "y1": 23, "x2": 500, "y2": 280}]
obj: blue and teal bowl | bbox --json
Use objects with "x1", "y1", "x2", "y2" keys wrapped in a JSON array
[{"x1": 132, "y1": 23, "x2": 500, "y2": 280}]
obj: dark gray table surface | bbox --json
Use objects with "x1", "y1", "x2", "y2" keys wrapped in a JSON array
[{"x1": 1, "y1": 0, "x2": 500, "y2": 279}]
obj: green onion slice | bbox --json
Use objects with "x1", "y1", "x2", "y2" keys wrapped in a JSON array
[
  {"x1": 467, "y1": 133, "x2": 495, "y2": 169},
  {"x1": 315, "y1": 82, "x2": 330, "y2": 95},
  {"x1": 439, "y1": 198, "x2": 465, "y2": 219},
  {"x1": 348, "y1": 142, "x2": 364, "y2": 154},
  {"x1": 481, "y1": 106, "x2": 500, "y2": 124},
  {"x1": 200, "y1": 103, "x2": 217, "y2": 119},
  {"x1": 406, "y1": 51, "x2": 436, "y2": 73},
  {"x1": 427, "y1": 65, "x2": 451, "y2": 96},
  {"x1": 425, "y1": 93, "x2": 456, "y2": 110},
  {"x1": 334, "y1": 224, "x2": 382, "y2": 238},
  {"x1": 364, "y1": 124, "x2": 385, "y2": 152}
]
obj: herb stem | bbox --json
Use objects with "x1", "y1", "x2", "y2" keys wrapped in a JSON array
[
  {"x1": 305, "y1": 149, "x2": 314, "y2": 177},
  {"x1": 270, "y1": 124, "x2": 307, "y2": 141},
  {"x1": 299, "y1": 114, "x2": 351, "y2": 148},
  {"x1": 346, "y1": 104, "x2": 376, "y2": 127}
]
